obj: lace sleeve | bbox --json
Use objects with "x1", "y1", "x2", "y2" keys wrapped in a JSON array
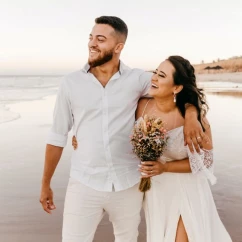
[{"x1": 187, "y1": 146, "x2": 217, "y2": 185}]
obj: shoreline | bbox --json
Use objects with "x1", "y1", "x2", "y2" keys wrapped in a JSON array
[
  {"x1": 0, "y1": 92, "x2": 57, "y2": 125},
  {"x1": 1, "y1": 72, "x2": 242, "y2": 125},
  {"x1": 1, "y1": 88, "x2": 242, "y2": 125}
]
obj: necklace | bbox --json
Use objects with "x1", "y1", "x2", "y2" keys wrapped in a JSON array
[{"x1": 149, "y1": 104, "x2": 178, "y2": 131}]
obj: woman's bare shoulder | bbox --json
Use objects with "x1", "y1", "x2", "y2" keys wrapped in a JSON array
[{"x1": 136, "y1": 97, "x2": 153, "y2": 119}]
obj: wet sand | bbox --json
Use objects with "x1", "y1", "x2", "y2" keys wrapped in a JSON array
[
  {"x1": 197, "y1": 72, "x2": 242, "y2": 83},
  {"x1": 0, "y1": 93, "x2": 241, "y2": 242}
]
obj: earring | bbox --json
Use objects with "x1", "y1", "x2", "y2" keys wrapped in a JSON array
[{"x1": 173, "y1": 93, "x2": 176, "y2": 103}]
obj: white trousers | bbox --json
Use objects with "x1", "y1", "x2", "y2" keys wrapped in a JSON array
[{"x1": 62, "y1": 178, "x2": 143, "y2": 242}]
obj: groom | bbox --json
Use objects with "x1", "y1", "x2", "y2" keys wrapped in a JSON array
[{"x1": 40, "y1": 16, "x2": 204, "y2": 241}]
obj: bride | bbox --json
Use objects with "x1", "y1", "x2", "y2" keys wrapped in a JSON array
[{"x1": 137, "y1": 55, "x2": 232, "y2": 242}]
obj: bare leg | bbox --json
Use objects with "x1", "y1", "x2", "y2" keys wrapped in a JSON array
[{"x1": 175, "y1": 216, "x2": 189, "y2": 242}]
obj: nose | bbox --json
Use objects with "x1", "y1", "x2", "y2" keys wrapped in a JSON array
[
  {"x1": 152, "y1": 72, "x2": 158, "y2": 81},
  {"x1": 88, "y1": 38, "x2": 98, "y2": 48}
]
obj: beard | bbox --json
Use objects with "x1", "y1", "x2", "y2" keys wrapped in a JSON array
[{"x1": 88, "y1": 49, "x2": 114, "y2": 67}]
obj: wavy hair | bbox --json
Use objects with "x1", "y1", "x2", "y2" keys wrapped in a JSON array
[{"x1": 167, "y1": 55, "x2": 209, "y2": 131}]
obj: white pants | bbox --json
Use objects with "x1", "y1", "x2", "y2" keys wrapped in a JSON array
[{"x1": 62, "y1": 178, "x2": 143, "y2": 242}]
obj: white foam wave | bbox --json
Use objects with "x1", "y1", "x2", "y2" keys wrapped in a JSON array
[
  {"x1": 0, "y1": 76, "x2": 61, "y2": 124},
  {"x1": 0, "y1": 76, "x2": 61, "y2": 88},
  {"x1": 0, "y1": 104, "x2": 21, "y2": 124}
]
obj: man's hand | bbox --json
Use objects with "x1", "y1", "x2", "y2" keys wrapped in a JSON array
[
  {"x1": 40, "y1": 144, "x2": 63, "y2": 214},
  {"x1": 184, "y1": 114, "x2": 206, "y2": 153},
  {"x1": 39, "y1": 185, "x2": 56, "y2": 214}
]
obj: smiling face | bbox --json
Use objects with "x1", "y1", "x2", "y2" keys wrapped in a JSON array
[
  {"x1": 88, "y1": 24, "x2": 123, "y2": 67},
  {"x1": 149, "y1": 60, "x2": 183, "y2": 99}
]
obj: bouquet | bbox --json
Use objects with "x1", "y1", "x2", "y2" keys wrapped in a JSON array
[{"x1": 130, "y1": 115, "x2": 169, "y2": 192}]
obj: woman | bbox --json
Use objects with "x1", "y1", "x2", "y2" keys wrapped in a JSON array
[{"x1": 137, "y1": 56, "x2": 232, "y2": 241}]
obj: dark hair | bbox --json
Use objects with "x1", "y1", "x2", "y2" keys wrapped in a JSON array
[
  {"x1": 95, "y1": 16, "x2": 128, "y2": 42},
  {"x1": 167, "y1": 55, "x2": 209, "y2": 131}
]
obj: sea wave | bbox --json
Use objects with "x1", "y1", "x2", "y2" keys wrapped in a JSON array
[
  {"x1": 0, "y1": 76, "x2": 61, "y2": 88},
  {"x1": 0, "y1": 76, "x2": 61, "y2": 124}
]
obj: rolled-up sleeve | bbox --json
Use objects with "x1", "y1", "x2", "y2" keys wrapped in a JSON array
[
  {"x1": 139, "y1": 71, "x2": 152, "y2": 97},
  {"x1": 46, "y1": 77, "x2": 73, "y2": 147}
]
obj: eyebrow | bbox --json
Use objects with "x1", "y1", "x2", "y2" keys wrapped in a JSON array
[
  {"x1": 156, "y1": 69, "x2": 167, "y2": 77},
  {"x1": 89, "y1": 34, "x2": 107, "y2": 39}
]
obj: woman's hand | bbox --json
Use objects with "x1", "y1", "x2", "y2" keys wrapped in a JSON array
[
  {"x1": 138, "y1": 160, "x2": 166, "y2": 178},
  {"x1": 72, "y1": 136, "x2": 78, "y2": 150}
]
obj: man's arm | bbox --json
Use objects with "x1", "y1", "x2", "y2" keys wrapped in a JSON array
[
  {"x1": 39, "y1": 145, "x2": 63, "y2": 214},
  {"x1": 184, "y1": 104, "x2": 207, "y2": 153},
  {"x1": 40, "y1": 77, "x2": 73, "y2": 214},
  {"x1": 139, "y1": 71, "x2": 152, "y2": 97}
]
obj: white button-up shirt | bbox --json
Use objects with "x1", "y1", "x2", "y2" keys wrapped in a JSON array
[{"x1": 47, "y1": 61, "x2": 152, "y2": 192}]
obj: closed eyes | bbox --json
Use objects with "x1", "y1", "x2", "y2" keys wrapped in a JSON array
[{"x1": 152, "y1": 71, "x2": 165, "y2": 78}]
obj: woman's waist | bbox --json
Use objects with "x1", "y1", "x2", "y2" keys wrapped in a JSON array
[
  {"x1": 151, "y1": 172, "x2": 207, "y2": 183},
  {"x1": 161, "y1": 149, "x2": 188, "y2": 162}
]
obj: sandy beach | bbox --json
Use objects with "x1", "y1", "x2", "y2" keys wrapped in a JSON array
[{"x1": 0, "y1": 73, "x2": 242, "y2": 242}]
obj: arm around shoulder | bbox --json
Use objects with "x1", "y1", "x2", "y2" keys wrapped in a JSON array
[{"x1": 139, "y1": 71, "x2": 152, "y2": 97}]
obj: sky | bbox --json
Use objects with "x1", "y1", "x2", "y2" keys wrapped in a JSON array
[{"x1": 1, "y1": 0, "x2": 242, "y2": 75}]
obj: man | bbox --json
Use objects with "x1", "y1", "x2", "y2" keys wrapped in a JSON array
[{"x1": 40, "y1": 16, "x2": 204, "y2": 242}]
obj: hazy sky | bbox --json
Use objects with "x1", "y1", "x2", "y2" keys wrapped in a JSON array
[{"x1": 1, "y1": 0, "x2": 242, "y2": 75}]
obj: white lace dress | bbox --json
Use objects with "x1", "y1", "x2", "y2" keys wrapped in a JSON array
[{"x1": 143, "y1": 126, "x2": 232, "y2": 242}]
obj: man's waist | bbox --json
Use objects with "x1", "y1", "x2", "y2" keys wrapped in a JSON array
[
  {"x1": 70, "y1": 168, "x2": 140, "y2": 192},
  {"x1": 70, "y1": 160, "x2": 139, "y2": 172},
  {"x1": 71, "y1": 152, "x2": 139, "y2": 165}
]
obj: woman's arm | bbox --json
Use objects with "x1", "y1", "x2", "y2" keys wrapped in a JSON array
[
  {"x1": 187, "y1": 116, "x2": 216, "y2": 183},
  {"x1": 139, "y1": 158, "x2": 191, "y2": 178},
  {"x1": 165, "y1": 158, "x2": 191, "y2": 173}
]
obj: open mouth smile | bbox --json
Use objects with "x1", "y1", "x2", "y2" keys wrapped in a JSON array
[{"x1": 151, "y1": 83, "x2": 158, "y2": 88}]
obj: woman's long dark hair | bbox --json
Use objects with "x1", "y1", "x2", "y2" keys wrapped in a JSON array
[{"x1": 167, "y1": 56, "x2": 209, "y2": 131}]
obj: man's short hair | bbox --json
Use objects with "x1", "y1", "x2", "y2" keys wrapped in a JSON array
[{"x1": 95, "y1": 16, "x2": 128, "y2": 43}]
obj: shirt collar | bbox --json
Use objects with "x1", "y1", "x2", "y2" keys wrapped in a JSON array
[{"x1": 81, "y1": 60, "x2": 129, "y2": 74}]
